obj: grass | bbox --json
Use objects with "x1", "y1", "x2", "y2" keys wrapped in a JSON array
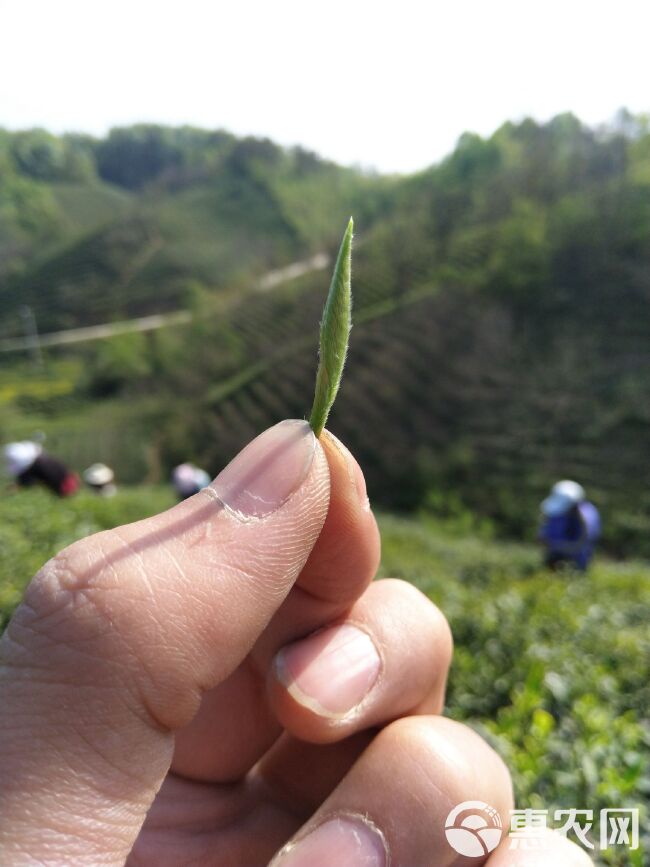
[{"x1": 0, "y1": 490, "x2": 647, "y2": 864}]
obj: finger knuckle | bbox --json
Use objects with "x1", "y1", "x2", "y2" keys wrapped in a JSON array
[
  {"x1": 375, "y1": 714, "x2": 434, "y2": 754},
  {"x1": 374, "y1": 716, "x2": 513, "y2": 807},
  {"x1": 375, "y1": 578, "x2": 454, "y2": 661},
  {"x1": 5, "y1": 531, "x2": 123, "y2": 659}
]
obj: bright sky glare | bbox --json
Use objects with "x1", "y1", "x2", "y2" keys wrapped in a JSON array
[{"x1": 1, "y1": 0, "x2": 649, "y2": 173}]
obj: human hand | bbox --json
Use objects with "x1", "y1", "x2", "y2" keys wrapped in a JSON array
[{"x1": 0, "y1": 421, "x2": 591, "y2": 865}]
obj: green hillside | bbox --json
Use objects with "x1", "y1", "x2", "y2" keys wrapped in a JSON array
[
  {"x1": 50, "y1": 181, "x2": 133, "y2": 233},
  {"x1": 0, "y1": 126, "x2": 388, "y2": 337},
  {"x1": 144, "y1": 112, "x2": 650, "y2": 555},
  {"x1": 2, "y1": 113, "x2": 650, "y2": 555}
]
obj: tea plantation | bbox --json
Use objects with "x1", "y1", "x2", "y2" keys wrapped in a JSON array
[{"x1": 0, "y1": 489, "x2": 648, "y2": 865}]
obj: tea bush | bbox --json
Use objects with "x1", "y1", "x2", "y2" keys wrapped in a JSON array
[{"x1": 379, "y1": 513, "x2": 649, "y2": 865}]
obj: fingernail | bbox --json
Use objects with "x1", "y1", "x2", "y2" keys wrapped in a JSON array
[
  {"x1": 210, "y1": 420, "x2": 316, "y2": 518},
  {"x1": 322, "y1": 430, "x2": 370, "y2": 510},
  {"x1": 276, "y1": 624, "x2": 381, "y2": 716},
  {"x1": 271, "y1": 816, "x2": 388, "y2": 866}
]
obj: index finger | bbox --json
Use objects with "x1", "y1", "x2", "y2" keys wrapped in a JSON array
[{"x1": 299, "y1": 429, "x2": 380, "y2": 602}]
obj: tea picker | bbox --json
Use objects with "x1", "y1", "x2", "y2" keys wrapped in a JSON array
[
  {"x1": 3, "y1": 441, "x2": 79, "y2": 497},
  {"x1": 538, "y1": 479, "x2": 601, "y2": 571}
]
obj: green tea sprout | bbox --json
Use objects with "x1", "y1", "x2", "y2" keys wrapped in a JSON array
[{"x1": 309, "y1": 217, "x2": 353, "y2": 437}]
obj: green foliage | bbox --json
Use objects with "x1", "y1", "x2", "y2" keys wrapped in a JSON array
[
  {"x1": 11, "y1": 130, "x2": 63, "y2": 180},
  {"x1": 95, "y1": 125, "x2": 234, "y2": 190},
  {"x1": 0, "y1": 498, "x2": 646, "y2": 862},
  {"x1": 82, "y1": 332, "x2": 152, "y2": 397},
  {"x1": 310, "y1": 218, "x2": 353, "y2": 436},
  {"x1": 0, "y1": 173, "x2": 61, "y2": 278},
  {"x1": 377, "y1": 513, "x2": 649, "y2": 864},
  {"x1": 51, "y1": 181, "x2": 132, "y2": 233},
  {"x1": 0, "y1": 126, "x2": 379, "y2": 337}
]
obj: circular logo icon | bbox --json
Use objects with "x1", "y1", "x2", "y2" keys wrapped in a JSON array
[{"x1": 445, "y1": 800, "x2": 503, "y2": 857}]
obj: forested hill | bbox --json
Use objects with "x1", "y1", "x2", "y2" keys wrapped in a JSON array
[
  {"x1": 2, "y1": 113, "x2": 650, "y2": 554},
  {"x1": 0, "y1": 126, "x2": 388, "y2": 336}
]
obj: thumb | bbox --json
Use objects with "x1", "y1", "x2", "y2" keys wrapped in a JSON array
[{"x1": 0, "y1": 420, "x2": 329, "y2": 864}]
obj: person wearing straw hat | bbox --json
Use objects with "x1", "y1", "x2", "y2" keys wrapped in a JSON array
[
  {"x1": 83, "y1": 463, "x2": 117, "y2": 497},
  {"x1": 538, "y1": 480, "x2": 601, "y2": 571}
]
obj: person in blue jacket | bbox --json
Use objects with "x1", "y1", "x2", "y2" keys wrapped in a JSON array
[{"x1": 538, "y1": 480, "x2": 601, "y2": 571}]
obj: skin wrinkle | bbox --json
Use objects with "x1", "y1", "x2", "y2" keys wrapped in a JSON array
[
  {"x1": 3, "y1": 589, "x2": 136, "y2": 680},
  {"x1": 110, "y1": 529, "x2": 158, "y2": 601},
  {"x1": 6, "y1": 576, "x2": 181, "y2": 761},
  {"x1": 408, "y1": 717, "x2": 512, "y2": 809},
  {"x1": 140, "y1": 778, "x2": 251, "y2": 833},
  {"x1": 8, "y1": 845, "x2": 97, "y2": 867},
  {"x1": 126, "y1": 776, "x2": 295, "y2": 867},
  {"x1": 4, "y1": 765, "x2": 169, "y2": 863},
  {"x1": 51, "y1": 497, "x2": 228, "y2": 593},
  {"x1": 3, "y1": 678, "x2": 171, "y2": 793},
  {"x1": 21, "y1": 532, "x2": 289, "y2": 734},
  {"x1": 255, "y1": 757, "x2": 317, "y2": 820},
  {"x1": 6, "y1": 555, "x2": 121, "y2": 677},
  {"x1": 376, "y1": 722, "x2": 457, "y2": 813},
  {"x1": 249, "y1": 771, "x2": 312, "y2": 828},
  {"x1": 206, "y1": 457, "x2": 328, "y2": 580},
  {"x1": 0, "y1": 618, "x2": 114, "y2": 678},
  {"x1": 6, "y1": 573, "x2": 177, "y2": 740},
  {"x1": 157, "y1": 539, "x2": 190, "y2": 590},
  {"x1": 87, "y1": 576, "x2": 189, "y2": 724},
  {"x1": 17, "y1": 824, "x2": 131, "y2": 867},
  {"x1": 213, "y1": 529, "x2": 327, "y2": 604},
  {"x1": 6, "y1": 780, "x2": 151, "y2": 858},
  {"x1": 25, "y1": 787, "x2": 144, "y2": 839},
  {"x1": 1, "y1": 685, "x2": 148, "y2": 746},
  {"x1": 6, "y1": 554, "x2": 78, "y2": 634},
  {"x1": 66, "y1": 715, "x2": 165, "y2": 800}
]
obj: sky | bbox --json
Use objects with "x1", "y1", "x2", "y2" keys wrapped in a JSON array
[{"x1": 1, "y1": 0, "x2": 649, "y2": 174}]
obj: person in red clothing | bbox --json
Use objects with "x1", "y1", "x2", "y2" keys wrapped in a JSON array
[{"x1": 4, "y1": 441, "x2": 79, "y2": 497}]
